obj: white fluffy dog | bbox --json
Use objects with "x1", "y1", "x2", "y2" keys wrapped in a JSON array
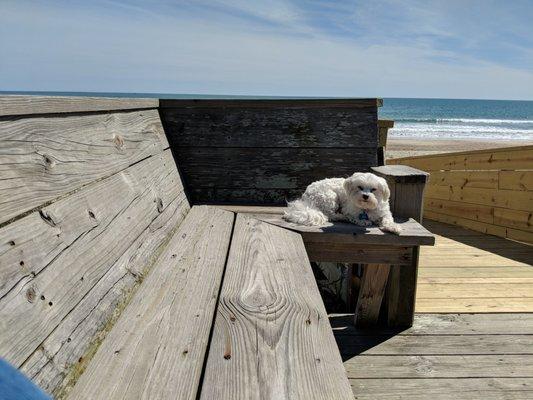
[{"x1": 283, "y1": 172, "x2": 402, "y2": 234}]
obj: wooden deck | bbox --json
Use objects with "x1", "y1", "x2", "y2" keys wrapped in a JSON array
[
  {"x1": 417, "y1": 219, "x2": 533, "y2": 313},
  {"x1": 333, "y1": 313, "x2": 533, "y2": 399},
  {"x1": 336, "y1": 218, "x2": 533, "y2": 399}
]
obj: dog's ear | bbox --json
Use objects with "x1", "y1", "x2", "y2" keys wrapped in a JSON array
[
  {"x1": 379, "y1": 177, "x2": 391, "y2": 202},
  {"x1": 344, "y1": 173, "x2": 362, "y2": 196}
]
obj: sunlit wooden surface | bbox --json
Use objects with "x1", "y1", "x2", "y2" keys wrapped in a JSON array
[{"x1": 416, "y1": 219, "x2": 533, "y2": 313}]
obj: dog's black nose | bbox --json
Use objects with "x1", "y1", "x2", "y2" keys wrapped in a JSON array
[{"x1": 362, "y1": 194, "x2": 369, "y2": 200}]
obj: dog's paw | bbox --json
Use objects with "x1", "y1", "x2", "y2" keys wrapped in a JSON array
[{"x1": 380, "y1": 222, "x2": 402, "y2": 235}]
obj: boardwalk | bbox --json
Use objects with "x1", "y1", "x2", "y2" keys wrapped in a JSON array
[{"x1": 336, "y1": 219, "x2": 533, "y2": 399}]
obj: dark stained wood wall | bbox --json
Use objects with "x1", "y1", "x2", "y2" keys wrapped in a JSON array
[{"x1": 160, "y1": 99, "x2": 380, "y2": 204}]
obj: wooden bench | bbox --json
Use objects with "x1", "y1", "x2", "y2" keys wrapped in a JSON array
[
  {"x1": 67, "y1": 208, "x2": 352, "y2": 399},
  {"x1": 0, "y1": 95, "x2": 434, "y2": 399}
]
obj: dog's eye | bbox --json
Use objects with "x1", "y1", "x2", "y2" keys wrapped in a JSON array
[
  {"x1": 371, "y1": 188, "x2": 376, "y2": 192},
  {"x1": 358, "y1": 186, "x2": 364, "y2": 191}
]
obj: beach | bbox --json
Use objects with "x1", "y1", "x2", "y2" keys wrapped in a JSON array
[{"x1": 386, "y1": 137, "x2": 533, "y2": 159}]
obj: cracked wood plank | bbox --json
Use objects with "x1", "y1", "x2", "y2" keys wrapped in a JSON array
[
  {"x1": 200, "y1": 214, "x2": 353, "y2": 400},
  {"x1": 20, "y1": 192, "x2": 190, "y2": 398},
  {"x1": 0, "y1": 109, "x2": 168, "y2": 225},
  {"x1": 67, "y1": 206, "x2": 234, "y2": 400},
  {"x1": 0, "y1": 95, "x2": 158, "y2": 117},
  {"x1": 0, "y1": 150, "x2": 187, "y2": 367}
]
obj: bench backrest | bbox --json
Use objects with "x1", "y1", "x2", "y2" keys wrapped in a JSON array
[
  {"x1": 160, "y1": 98, "x2": 380, "y2": 204},
  {"x1": 0, "y1": 96, "x2": 190, "y2": 396}
]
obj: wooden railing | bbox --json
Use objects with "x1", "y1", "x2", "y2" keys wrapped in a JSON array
[{"x1": 388, "y1": 145, "x2": 533, "y2": 244}]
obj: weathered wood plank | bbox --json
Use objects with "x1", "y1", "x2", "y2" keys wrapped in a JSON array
[
  {"x1": 201, "y1": 214, "x2": 353, "y2": 400},
  {"x1": 304, "y1": 243, "x2": 413, "y2": 265},
  {"x1": 188, "y1": 187, "x2": 304, "y2": 205},
  {"x1": 500, "y1": 170, "x2": 533, "y2": 191},
  {"x1": 354, "y1": 264, "x2": 390, "y2": 326},
  {"x1": 253, "y1": 214, "x2": 435, "y2": 246},
  {"x1": 67, "y1": 206, "x2": 234, "y2": 400},
  {"x1": 329, "y1": 313, "x2": 533, "y2": 335},
  {"x1": 20, "y1": 192, "x2": 190, "y2": 397},
  {"x1": 160, "y1": 98, "x2": 380, "y2": 109},
  {"x1": 0, "y1": 150, "x2": 182, "y2": 367},
  {"x1": 336, "y1": 334, "x2": 533, "y2": 355},
  {"x1": 371, "y1": 165, "x2": 429, "y2": 184},
  {"x1": 0, "y1": 95, "x2": 158, "y2": 117},
  {"x1": 348, "y1": 378, "x2": 533, "y2": 400},
  {"x1": 162, "y1": 106, "x2": 377, "y2": 147},
  {"x1": 0, "y1": 109, "x2": 169, "y2": 224},
  {"x1": 417, "y1": 283, "x2": 533, "y2": 299},
  {"x1": 344, "y1": 354, "x2": 533, "y2": 378},
  {"x1": 175, "y1": 146, "x2": 377, "y2": 189}
]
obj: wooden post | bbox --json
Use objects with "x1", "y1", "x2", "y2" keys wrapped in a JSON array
[
  {"x1": 354, "y1": 264, "x2": 390, "y2": 326},
  {"x1": 372, "y1": 165, "x2": 429, "y2": 327}
]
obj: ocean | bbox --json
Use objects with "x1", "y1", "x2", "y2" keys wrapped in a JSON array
[
  {"x1": 380, "y1": 98, "x2": 533, "y2": 141},
  {"x1": 1, "y1": 91, "x2": 532, "y2": 141}
]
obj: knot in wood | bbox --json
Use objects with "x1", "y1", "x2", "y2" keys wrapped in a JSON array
[
  {"x1": 113, "y1": 134, "x2": 125, "y2": 150},
  {"x1": 26, "y1": 287, "x2": 36, "y2": 303}
]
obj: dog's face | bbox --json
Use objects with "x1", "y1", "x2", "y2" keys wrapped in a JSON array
[{"x1": 343, "y1": 172, "x2": 390, "y2": 210}]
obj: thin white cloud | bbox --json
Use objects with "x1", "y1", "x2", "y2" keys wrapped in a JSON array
[{"x1": 0, "y1": 0, "x2": 531, "y2": 99}]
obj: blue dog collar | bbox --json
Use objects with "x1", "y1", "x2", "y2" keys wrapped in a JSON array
[{"x1": 358, "y1": 211, "x2": 369, "y2": 221}]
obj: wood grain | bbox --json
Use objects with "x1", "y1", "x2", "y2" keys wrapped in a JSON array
[
  {"x1": 200, "y1": 214, "x2": 353, "y2": 400},
  {"x1": 304, "y1": 243, "x2": 413, "y2": 264},
  {"x1": 428, "y1": 170, "x2": 499, "y2": 188},
  {"x1": 336, "y1": 334, "x2": 533, "y2": 355},
  {"x1": 175, "y1": 146, "x2": 377, "y2": 188},
  {"x1": 388, "y1": 145, "x2": 533, "y2": 171},
  {"x1": 330, "y1": 313, "x2": 533, "y2": 335},
  {"x1": 252, "y1": 214, "x2": 435, "y2": 246},
  {"x1": 160, "y1": 98, "x2": 380, "y2": 109},
  {"x1": 21, "y1": 192, "x2": 190, "y2": 397},
  {"x1": 0, "y1": 150, "x2": 182, "y2": 367},
  {"x1": 67, "y1": 206, "x2": 234, "y2": 400},
  {"x1": 499, "y1": 170, "x2": 533, "y2": 191},
  {"x1": 354, "y1": 264, "x2": 390, "y2": 326},
  {"x1": 0, "y1": 109, "x2": 169, "y2": 224},
  {"x1": 332, "y1": 312, "x2": 533, "y2": 399},
  {"x1": 0, "y1": 95, "x2": 158, "y2": 117},
  {"x1": 344, "y1": 354, "x2": 533, "y2": 378},
  {"x1": 162, "y1": 106, "x2": 377, "y2": 147},
  {"x1": 349, "y1": 378, "x2": 533, "y2": 400}
]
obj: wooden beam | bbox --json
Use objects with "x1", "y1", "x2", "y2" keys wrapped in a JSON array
[{"x1": 304, "y1": 243, "x2": 413, "y2": 265}]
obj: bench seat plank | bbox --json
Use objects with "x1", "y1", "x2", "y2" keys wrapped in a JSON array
[
  {"x1": 67, "y1": 206, "x2": 234, "y2": 400},
  {"x1": 200, "y1": 214, "x2": 353, "y2": 400},
  {"x1": 216, "y1": 206, "x2": 435, "y2": 246},
  {"x1": 251, "y1": 214, "x2": 434, "y2": 246}
]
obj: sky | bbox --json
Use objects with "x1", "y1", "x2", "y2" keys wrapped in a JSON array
[{"x1": 1, "y1": 0, "x2": 532, "y2": 100}]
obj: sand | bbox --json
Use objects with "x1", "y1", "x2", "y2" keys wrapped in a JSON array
[{"x1": 386, "y1": 138, "x2": 533, "y2": 160}]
